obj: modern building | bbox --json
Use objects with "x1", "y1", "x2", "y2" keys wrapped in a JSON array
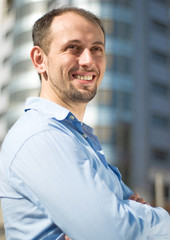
[
  {"x1": 0, "y1": 0, "x2": 13, "y2": 148},
  {"x1": 132, "y1": 0, "x2": 170, "y2": 208},
  {"x1": 0, "y1": 0, "x2": 48, "y2": 237},
  {"x1": 0, "y1": 0, "x2": 14, "y2": 237},
  {"x1": 0, "y1": 0, "x2": 170, "y2": 236}
]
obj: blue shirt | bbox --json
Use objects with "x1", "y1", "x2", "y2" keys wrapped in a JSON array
[{"x1": 0, "y1": 97, "x2": 169, "y2": 240}]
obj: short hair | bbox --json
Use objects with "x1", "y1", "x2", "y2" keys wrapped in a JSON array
[{"x1": 32, "y1": 6, "x2": 105, "y2": 54}]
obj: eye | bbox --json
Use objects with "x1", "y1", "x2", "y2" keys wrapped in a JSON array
[
  {"x1": 93, "y1": 46, "x2": 102, "y2": 51},
  {"x1": 91, "y1": 46, "x2": 104, "y2": 55},
  {"x1": 67, "y1": 45, "x2": 80, "y2": 51},
  {"x1": 65, "y1": 44, "x2": 82, "y2": 55}
]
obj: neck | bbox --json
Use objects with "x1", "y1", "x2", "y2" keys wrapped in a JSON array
[{"x1": 40, "y1": 91, "x2": 87, "y2": 122}]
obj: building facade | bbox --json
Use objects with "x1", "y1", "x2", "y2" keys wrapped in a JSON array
[
  {"x1": 0, "y1": 0, "x2": 14, "y2": 236},
  {"x1": 0, "y1": 0, "x2": 170, "y2": 237}
]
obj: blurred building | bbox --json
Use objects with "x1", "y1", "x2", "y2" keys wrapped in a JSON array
[
  {"x1": 0, "y1": 0, "x2": 13, "y2": 237},
  {"x1": 0, "y1": 0, "x2": 13, "y2": 150},
  {"x1": 0, "y1": 0, "x2": 170, "y2": 237},
  {"x1": 0, "y1": 0, "x2": 48, "y2": 237}
]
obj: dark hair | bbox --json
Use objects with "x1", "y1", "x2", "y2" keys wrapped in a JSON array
[{"x1": 32, "y1": 6, "x2": 105, "y2": 54}]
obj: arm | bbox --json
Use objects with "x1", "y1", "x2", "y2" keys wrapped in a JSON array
[
  {"x1": 64, "y1": 193, "x2": 150, "y2": 240},
  {"x1": 10, "y1": 129, "x2": 170, "y2": 240}
]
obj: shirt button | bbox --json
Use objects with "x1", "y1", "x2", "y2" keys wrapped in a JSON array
[
  {"x1": 83, "y1": 133, "x2": 87, "y2": 138},
  {"x1": 70, "y1": 115, "x2": 75, "y2": 120}
]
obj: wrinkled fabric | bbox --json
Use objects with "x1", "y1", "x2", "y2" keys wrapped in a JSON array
[{"x1": 0, "y1": 97, "x2": 169, "y2": 240}]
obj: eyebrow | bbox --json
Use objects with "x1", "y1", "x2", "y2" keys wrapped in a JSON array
[
  {"x1": 93, "y1": 41, "x2": 105, "y2": 47},
  {"x1": 65, "y1": 39, "x2": 105, "y2": 46}
]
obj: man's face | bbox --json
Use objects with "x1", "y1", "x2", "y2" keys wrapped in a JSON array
[{"x1": 44, "y1": 12, "x2": 106, "y2": 104}]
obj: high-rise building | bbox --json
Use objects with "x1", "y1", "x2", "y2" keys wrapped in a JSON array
[
  {"x1": 7, "y1": 0, "x2": 48, "y2": 129},
  {"x1": 0, "y1": 0, "x2": 48, "y2": 237},
  {"x1": 0, "y1": 0, "x2": 170, "y2": 237},
  {"x1": 131, "y1": 0, "x2": 170, "y2": 207},
  {"x1": 0, "y1": 0, "x2": 13, "y2": 148},
  {"x1": 0, "y1": 1, "x2": 14, "y2": 237}
]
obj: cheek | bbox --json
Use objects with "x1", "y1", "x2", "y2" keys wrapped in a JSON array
[{"x1": 60, "y1": 56, "x2": 77, "y2": 74}]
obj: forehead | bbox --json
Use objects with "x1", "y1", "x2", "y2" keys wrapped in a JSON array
[{"x1": 50, "y1": 12, "x2": 105, "y2": 43}]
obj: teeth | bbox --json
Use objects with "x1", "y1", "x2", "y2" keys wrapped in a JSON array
[{"x1": 75, "y1": 75, "x2": 93, "y2": 80}]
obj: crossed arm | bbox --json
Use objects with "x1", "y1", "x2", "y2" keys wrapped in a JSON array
[
  {"x1": 11, "y1": 130, "x2": 170, "y2": 239},
  {"x1": 64, "y1": 193, "x2": 150, "y2": 240}
]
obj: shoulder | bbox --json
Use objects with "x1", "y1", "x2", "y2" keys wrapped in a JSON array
[{"x1": 1, "y1": 110, "x2": 61, "y2": 160}]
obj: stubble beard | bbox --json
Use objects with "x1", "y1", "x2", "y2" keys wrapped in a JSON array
[
  {"x1": 67, "y1": 83, "x2": 97, "y2": 103},
  {"x1": 52, "y1": 79, "x2": 97, "y2": 104}
]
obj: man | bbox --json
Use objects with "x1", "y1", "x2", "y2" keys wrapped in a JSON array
[{"x1": 0, "y1": 7, "x2": 169, "y2": 240}]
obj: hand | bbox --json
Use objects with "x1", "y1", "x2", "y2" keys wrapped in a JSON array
[
  {"x1": 129, "y1": 193, "x2": 150, "y2": 205},
  {"x1": 65, "y1": 235, "x2": 72, "y2": 240}
]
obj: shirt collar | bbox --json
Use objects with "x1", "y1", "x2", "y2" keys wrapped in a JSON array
[
  {"x1": 24, "y1": 97, "x2": 94, "y2": 134},
  {"x1": 25, "y1": 97, "x2": 70, "y2": 121}
]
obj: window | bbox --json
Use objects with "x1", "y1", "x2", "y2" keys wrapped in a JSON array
[
  {"x1": 114, "y1": 91, "x2": 131, "y2": 110},
  {"x1": 102, "y1": 19, "x2": 132, "y2": 39},
  {"x1": 10, "y1": 89, "x2": 39, "y2": 104},
  {"x1": 12, "y1": 59, "x2": 33, "y2": 76},
  {"x1": 114, "y1": 21, "x2": 132, "y2": 40},
  {"x1": 97, "y1": 89, "x2": 113, "y2": 106},
  {"x1": 113, "y1": 55, "x2": 133, "y2": 74},
  {"x1": 153, "y1": 149, "x2": 169, "y2": 162},
  {"x1": 152, "y1": 115, "x2": 169, "y2": 129},
  {"x1": 116, "y1": 123, "x2": 131, "y2": 149},
  {"x1": 95, "y1": 126, "x2": 115, "y2": 143},
  {"x1": 151, "y1": 82, "x2": 169, "y2": 96},
  {"x1": 164, "y1": 184, "x2": 170, "y2": 201},
  {"x1": 151, "y1": 182, "x2": 170, "y2": 206},
  {"x1": 152, "y1": 20, "x2": 168, "y2": 35},
  {"x1": 106, "y1": 54, "x2": 133, "y2": 74},
  {"x1": 101, "y1": 19, "x2": 114, "y2": 35},
  {"x1": 1, "y1": 83, "x2": 8, "y2": 94},
  {"x1": 5, "y1": 29, "x2": 13, "y2": 39},
  {"x1": 113, "y1": 91, "x2": 131, "y2": 110},
  {"x1": 14, "y1": 30, "x2": 32, "y2": 48},
  {"x1": 112, "y1": 0, "x2": 133, "y2": 7},
  {"x1": 154, "y1": 0, "x2": 169, "y2": 5},
  {"x1": 7, "y1": 0, "x2": 13, "y2": 13},
  {"x1": 106, "y1": 54, "x2": 114, "y2": 70},
  {"x1": 97, "y1": 89, "x2": 131, "y2": 110},
  {"x1": 16, "y1": 2, "x2": 46, "y2": 20},
  {"x1": 121, "y1": 92, "x2": 131, "y2": 110},
  {"x1": 151, "y1": 51, "x2": 168, "y2": 65},
  {"x1": 48, "y1": 0, "x2": 57, "y2": 8},
  {"x1": 3, "y1": 55, "x2": 11, "y2": 65}
]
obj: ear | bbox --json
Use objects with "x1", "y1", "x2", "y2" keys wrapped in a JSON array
[{"x1": 30, "y1": 46, "x2": 47, "y2": 75}]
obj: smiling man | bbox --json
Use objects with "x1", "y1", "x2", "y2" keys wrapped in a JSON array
[
  {"x1": 33, "y1": 9, "x2": 106, "y2": 121},
  {"x1": 0, "y1": 7, "x2": 170, "y2": 240}
]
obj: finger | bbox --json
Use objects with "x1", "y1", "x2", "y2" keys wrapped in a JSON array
[
  {"x1": 65, "y1": 235, "x2": 72, "y2": 240},
  {"x1": 136, "y1": 197, "x2": 146, "y2": 204},
  {"x1": 129, "y1": 193, "x2": 150, "y2": 205},
  {"x1": 129, "y1": 193, "x2": 140, "y2": 201}
]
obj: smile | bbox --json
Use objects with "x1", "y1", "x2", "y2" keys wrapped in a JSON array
[{"x1": 73, "y1": 74, "x2": 94, "y2": 81}]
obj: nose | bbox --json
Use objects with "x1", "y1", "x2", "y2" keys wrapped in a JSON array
[{"x1": 79, "y1": 49, "x2": 93, "y2": 67}]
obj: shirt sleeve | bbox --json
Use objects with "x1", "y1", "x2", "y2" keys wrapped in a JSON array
[
  {"x1": 108, "y1": 164, "x2": 134, "y2": 199},
  {"x1": 9, "y1": 129, "x2": 170, "y2": 240}
]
